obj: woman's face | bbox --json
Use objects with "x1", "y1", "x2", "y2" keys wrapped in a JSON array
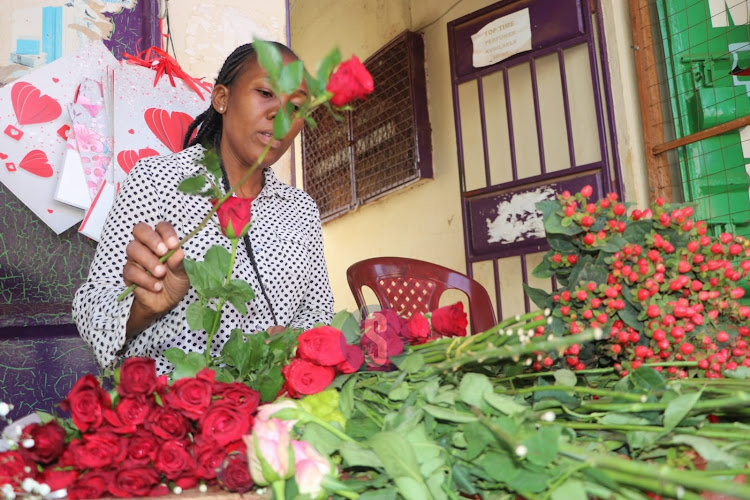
[{"x1": 216, "y1": 52, "x2": 308, "y2": 169}]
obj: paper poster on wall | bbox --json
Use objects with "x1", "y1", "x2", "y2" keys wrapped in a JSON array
[{"x1": 471, "y1": 8, "x2": 532, "y2": 68}]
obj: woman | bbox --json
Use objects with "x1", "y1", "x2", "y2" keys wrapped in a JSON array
[{"x1": 73, "y1": 42, "x2": 334, "y2": 374}]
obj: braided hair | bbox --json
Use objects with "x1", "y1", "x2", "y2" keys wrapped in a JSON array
[{"x1": 182, "y1": 41, "x2": 298, "y2": 150}]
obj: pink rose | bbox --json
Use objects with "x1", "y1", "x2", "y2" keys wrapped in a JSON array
[
  {"x1": 244, "y1": 418, "x2": 294, "y2": 486},
  {"x1": 292, "y1": 440, "x2": 333, "y2": 498}
]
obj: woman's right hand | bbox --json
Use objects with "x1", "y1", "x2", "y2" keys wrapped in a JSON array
[{"x1": 123, "y1": 222, "x2": 190, "y2": 335}]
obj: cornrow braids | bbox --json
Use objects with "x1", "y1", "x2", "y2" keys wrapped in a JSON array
[{"x1": 182, "y1": 41, "x2": 298, "y2": 150}]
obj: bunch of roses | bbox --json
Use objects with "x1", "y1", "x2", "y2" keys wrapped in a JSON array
[
  {"x1": 531, "y1": 185, "x2": 750, "y2": 378},
  {"x1": 0, "y1": 357, "x2": 261, "y2": 498}
]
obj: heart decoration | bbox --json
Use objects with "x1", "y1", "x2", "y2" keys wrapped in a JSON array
[
  {"x1": 0, "y1": 152, "x2": 7, "y2": 160},
  {"x1": 144, "y1": 108, "x2": 194, "y2": 153},
  {"x1": 117, "y1": 148, "x2": 159, "y2": 174},
  {"x1": 19, "y1": 150, "x2": 53, "y2": 178},
  {"x1": 11, "y1": 82, "x2": 62, "y2": 125},
  {"x1": 128, "y1": 129, "x2": 134, "y2": 134},
  {"x1": 5, "y1": 162, "x2": 16, "y2": 172},
  {"x1": 47, "y1": 209, "x2": 54, "y2": 213},
  {"x1": 4, "y1": 124, "x2": 24, "y2": 141},
  {"x1": 57, "y1": 124, "x2": 70, "y2": 141},
  {"x1": 52, "y1": 78, "x2": 59, "y2": 83}
]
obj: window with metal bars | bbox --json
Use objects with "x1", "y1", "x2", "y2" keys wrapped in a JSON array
[{"x1": 301, "y1": 31, "x2": 433, "y2": 222}]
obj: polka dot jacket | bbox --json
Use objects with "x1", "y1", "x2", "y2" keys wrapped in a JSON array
[{"x1": 73, "y1": 144, "x2": 334, "y2": 374}]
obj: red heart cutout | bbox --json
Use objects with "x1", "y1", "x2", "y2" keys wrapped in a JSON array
[
  {"x1": 52, "y1": 78, "x2": 59, "y2": 83},
  {"x1": 5, "y1": 162, "x2": 16, "y2": 172},
  {"x1": 19, "y1": 150, "x2": 53, "y2": 177},
  {"x1": 47, "y1": 209, "x2": 54, "y2": 213},
  {"x1": 11, "y1": 82, "x2": 62, "y2": 125},
  {"x1": 117, "y1": 148, "x2": 159, "y2": 174},
  {"x1": 144, "y1": 108, "x2": 194, "y2": 153},
  {"x1": 4, "y1": 124, "x2": 24, "y2": 141},
  {"x1": 57, "y1": 124, "x2": 70, "y2": 140},
  {"x1": 128, "y1": 129, "x2": 134, "y2": 134},
  {"x1": 0, "y1": 152, "x2": 7, "y2": 160}
]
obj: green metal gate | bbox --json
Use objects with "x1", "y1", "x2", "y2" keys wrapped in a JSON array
[{"x1": 657, "y1": 0, "x2": 750, "y2": 237}]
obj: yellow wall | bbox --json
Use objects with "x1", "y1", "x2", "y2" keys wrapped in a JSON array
[{"x1": 290, "y1": 0, "x2": 649, "y2": 316}]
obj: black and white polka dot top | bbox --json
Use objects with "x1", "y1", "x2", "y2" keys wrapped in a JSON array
[{"x1": 73, "y1": 144, "x2": 334, "y2": 374}]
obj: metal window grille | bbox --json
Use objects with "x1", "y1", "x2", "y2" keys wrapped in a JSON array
[
  {"x1": 302, "y1": 31, "x2": 433, "y2": 221},
  {"x1": 630, "y1": 0, "x2": 750, "y2": 239}
]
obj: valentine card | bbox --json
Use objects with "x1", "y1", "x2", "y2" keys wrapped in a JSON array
[
  {"x1": 0, "y1": 41, "x2": 118, "y2": 234},
  {"x1": 112, "y1": 63, "x2": 211, "y2": 185}
]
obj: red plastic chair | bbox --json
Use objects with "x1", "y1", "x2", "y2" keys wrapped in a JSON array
[{"x1": 346, "y1": 256, "x2": 497, "y2": 334}]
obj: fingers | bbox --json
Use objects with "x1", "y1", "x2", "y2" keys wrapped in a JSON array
[
  {"x1": 124, "y1": 222, "x2": 183, "y2": 292},
  {"x1": 155, "y1": 222, "x2": 185, "y2": 270}
]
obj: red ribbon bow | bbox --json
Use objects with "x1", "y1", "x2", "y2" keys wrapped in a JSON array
[{"x1": 123, "y1": 46, "x2": 212, "y2": 100}]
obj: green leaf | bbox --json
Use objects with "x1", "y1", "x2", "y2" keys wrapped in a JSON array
[
  {"x1": 201, "y1": 306, "x2": 218, "y2": 333},
  {"x1": 623, "y1": 219, "x2": 652, "y2": 244},
  {"x1": 551, "y1": 480, "x2": 587, "y2": 500},
  {"x1": 253, "y1": 38, "x2": 282, "y2": 81},
  {"x1": 629, "y1": 367, "x2": 666, "y2": 392},
  {"x1": 388, "y1": 383, "x2": 411, "y2": 401},
  {"x1": 546, "y1": 233, "x2": 578, "y2": 253},
  {"x1": 359, "y1": 490, "x2": 398, "y2": 500},
  {"x1": 177, "y1": 174, "x2": 207, "y2": 195},
  {"x1": 617, "y1": 298, "x2": 643, "y2": 333},
  {"x1": 225, "y1": 279, "x2": 255, "y2": 315},
  {"x1": 393, "y1": 477, "x2": 429, "y2": 500},
  {"x1": 523, "y1": 426, "x2": 560, "y2": 466},
  {"x1": 480, "y1": 450, "x2": 520, "y2": 482},
  {"x1": 724, "y1": 366, "x2": 750, "y2": 379},
  {"x1": 523, "y1": 283, "x2": 551, "y2": 309},
  {"x1": 164, "y1": 350, "x2": 207, "y2": 379},
  {"x1": 537, "y1": 200, "x2": 583, "y2": 235},
  {"x1": 462, "y1": 422, "x2": 495, "y2": 461},
  {"x1": 483, "y1": 392, "x2": 526, "y2": 416},
  {"x1": 339, "y1": 441, "x2": 384, "y2": 468},
  {"x1": 316, "y1": 46, "x2": 342, "y2": 89},
  {"x1": 258, "y1": 365, "x2": 284, "y2": 402},
  {"x1": 185, "y1": 301, "x2": 205, "y2": 331},
  {"x1": 221, "y1": 330, "x2": 254, "y2": 378},
  {"x1": 507, "y1": 464, "x2": 549, "y2": 493},
  {"x1": 423, "y1": 404, "x2": 477, "y2": 423},
  {"x1": 340, "y1": 376, "x2": 356, "y2": 418},
  {"x1": 277, "y1": 60, "x2": 304, "y2": 95},
  {"x1": 672, "y1": 435, "x2": 740, "y2": 468},
  {"x1": 398, "y1": 354, "x2": 425, "y2": 374},
  {"x1": 531, "y1": 255, "x2": 557, "y2": 279},
  {"x1": 663, "y1": 390, "x2": 703, "y2": 432},
  {"x1": 346, "y1": 413, "x2": 381, "y2": 440},
  {"x1": 458, "y1": 373, "x2": 493, "y2": 407},
  {"x1": 331, "y1": 310, "x2": 362, "y2": 343},
  {"x1": 451, "y1": 464, "x2": 477, "y2": 495},
  {"x1": 553, "y1": 369, "x2": 577, "y2": 387},
  {"x1": 273, "y1": 106, "x2": 291, "y2": 139},
  {"x1": 203, "y1": 245, "x2": 232, "y2": 283},
  {"x1": 302, "y1": 421, "x2": 343, "y2": 456},
  {"x1": 369, "y1": 432, "x2": 429, "y2": 499},
  {"x1": 201, "y1": 148, "x2": 222, "y2": 182}
]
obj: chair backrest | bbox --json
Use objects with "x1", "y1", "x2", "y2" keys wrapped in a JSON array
[{"x1": 346, "y1": 256, "x2": 497, "y2": 334}]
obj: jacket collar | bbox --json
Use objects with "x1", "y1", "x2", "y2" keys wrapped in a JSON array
[{"x1": 178, "y1": 144, "x2": 291, "y2": 201}]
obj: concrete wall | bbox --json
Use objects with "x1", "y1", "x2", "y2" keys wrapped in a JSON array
[{"x1": 290, "y1": 0, "x2": 649, "y2": 317}]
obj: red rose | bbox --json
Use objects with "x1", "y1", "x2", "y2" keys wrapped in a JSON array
[
  {"x1": 60, "y1": 374, "x2": 111, "y2": 432},
  {"x1": 217, "y1": 452, "x2": 254, "y2": 493},
  {"x1": 214, "y1": 382, "x2": 261, "y2": 412},
  {"x1": 430, "y1": 302, "x2": 468, "y2": 337},
  {"x1": 336, "y1": 344, "x2": 365, "y2": 374},
  {"x1": 21, "y1": 420, "x2": 66, "y2": 464},
  {"x1": 145, "y1": 406, "x2": 190, "y2": 440},
  {"x1": 360, "y1": 326, "x2": 404, "y2": 365},
  {"x1": 380, "y1": 309, "x2": 406, "y2": 332},
  {"x1": 0, "y1": 451, "x2": 34, "y2": 487},
  {"x1": 73, "y1": 431, "x2": 127, "y2": 469},
  {"x1": 213, "y1": 196, "x2": 252, "y2": 239},
  {"x1": 165, "y1": 373, "x2": 213, "y2": 420},
  {"x1": 174, "y1": 475, "x2": 199, "y2": 490},
  {"x1": 199, "y1": 401, "x2": 253, "y2": 447},
  {"x1": 401, "y1": 312, "x2": 431, "y2": 345},
  {"x1": 118, "y1": 357, "x2": 158, "y2": 399},
  {"x1": 126, "y1": 430, "x2": 160, "y2": 465},
  {"x1": 193, "y1": 436, "x2": 228, "y2": 480},
  {"x1": 108, "y1": 464, "x2": 161, "y2": 498},
  {"x1": 37, "y1": 468, "x2": 79, "y2": 492},
  {"x1": 282, "y1": 358, "x2": 335, "y2": 397},
  {"x1": 150, "y1": 483, "x2": 170, "y2": 496},
  {"x1": 104, "y1": 396, "x2": 152, "y2": 433},
  {"x1": 296, "y1": 326, "x2": 348, "y2": 366},
  {"x1": 154, "y1": 440, "x2": 195, "y2": 480},
  {"x1": 67, "y1": 470, "x2": 113, "y2": 499},
  {"x1": 326, "y1": 55, "x2": 374, "y2": 107}
]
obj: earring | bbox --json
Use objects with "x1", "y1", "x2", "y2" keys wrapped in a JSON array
[{"x1": 218, "y1": 106, "x2": 224, "y2": 112}]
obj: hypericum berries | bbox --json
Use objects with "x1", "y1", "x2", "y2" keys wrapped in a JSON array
[{"x1": 580, "y1": 185, "x2": 593, "y2": 198}]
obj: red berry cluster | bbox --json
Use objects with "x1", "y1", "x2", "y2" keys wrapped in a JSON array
[{"x1": 536, "y1": 186, "x2": 750, "y2": 378}]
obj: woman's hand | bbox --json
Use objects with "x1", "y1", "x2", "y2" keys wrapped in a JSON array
[{"x1": 123, "y1": 222, "x2": 190, "y2": 337}]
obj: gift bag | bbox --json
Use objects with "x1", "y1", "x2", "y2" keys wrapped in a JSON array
[{"x1": 0, "y1": 42, "x2": 118, "y2": 234}]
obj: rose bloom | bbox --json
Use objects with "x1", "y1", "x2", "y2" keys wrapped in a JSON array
[
  {"x1": 108, "y1": 464, "x2": 161, "y2": 498},
  {"x1": 360, "y1": 326, "x2": 404, "y2": 366},
  {"x1": 245, "y1": 418, "x2": 293, "y2": 486},
  {"x1": 154, "y1": 439, "x2": 195, "y2": 480},
  {"x1": 21, "y1": 420, "x2": 66, "y2": 464},
  {"x1": 213, "y1": 196, "x2": 252, "y2": 239},
  {"x1": 296, "y1": 326, "x2": 348, "y2": 366},
  {"x1": 165, "y1": 369, "x2": 214, "y2": 420},
  {"x1": 336, "y1": 344, "x2": 365, "y2": 374},
  {"x1": 73, "y1": 431, "x2": 127, "y2": 470},
  {"x1": 104, "y1": 396, "x2": 151, "y2": 433},
  {"x1": 194, "y1": 435, "x2": 228, "y2": 480},
  {"x1": 214, "y1": 382, "x2": 261, "y2": 413},
  {"x1": 326, "y1": 55, "x2": 374, "y2": 107},
  {"x1": 217, "y1": 452, "x2": 254, "y2": 493},
  {"x1": 67, "y1": 470, "x2": 113, "y2": 499},
  {"x1": 145, "y1": 406, "x2": 190, "y2": 440},
  {"x1": 126, "y1": 429, "x2": 160, "y2": 465},
  {"x1": 401, "y1": 312, "x2": 432, "y2": 345},
  {"x1": 37, "y1": 468, "x2": 79, "y2": 492},
  {"x1": 282, "y1": 358, "x2": 336, "y2": 398},
  {"x1": 0, "y1": 450, "x2": 34, "y2": 487},
  {"x1": 430, "y1": 302, "x2": 469, "y2": 337},
  {"x1": 199, "y1": 401, "x2": 253, "y2": 447},
  {"x1": 118, "y1": 357, "x2": 158, "y2": 399},
  {"x1": 292, "y1": 440, "x2": 333, "y2": 498},
  {"x1": 60, "y1": 374, "x2": 111, "y2": 432}
]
